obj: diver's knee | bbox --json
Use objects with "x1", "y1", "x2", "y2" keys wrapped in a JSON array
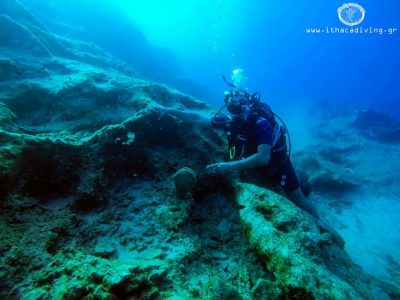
[
  {"x1": 288, "y1": 187, "x2": 305, "y2": 202},
  {"x1": 288, "y1": 188, "x2": 319, "y2": 219}
]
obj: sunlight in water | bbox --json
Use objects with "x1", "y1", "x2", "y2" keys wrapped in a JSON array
[{"x1": 116, "y1": 0, "x2": 242, "y2": 57}]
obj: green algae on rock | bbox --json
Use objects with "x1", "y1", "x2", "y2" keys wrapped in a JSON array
[{"x1": 235, "y1": 182, "x2": 392, "y2": 299}]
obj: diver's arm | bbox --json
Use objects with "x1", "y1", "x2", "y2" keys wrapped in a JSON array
[
  {"x1": 206, "y1": 144, "x2": 271, "y2": 173},
  {"x1": 230, "y1": 144, "x2": 271, "y2": 170},
  {"x1": 157, "y1": 105, "x2": 210, "y2": 127}
]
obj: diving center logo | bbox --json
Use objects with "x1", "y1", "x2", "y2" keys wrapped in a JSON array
[{"x1": 337, "y1": 3, "x2": 366, "y2": 26}]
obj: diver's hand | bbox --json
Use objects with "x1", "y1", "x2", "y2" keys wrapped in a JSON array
[
  {"x1": 206, "y1": 162, "x2": 233, "y2": 173},
  {"x1": 154, "y1": 104, "x2": 211, "y2": 127}
]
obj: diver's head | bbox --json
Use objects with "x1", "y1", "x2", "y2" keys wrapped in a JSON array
[
  {"x1": 219, "y1": 68, "x2": 259, "y2": 119},
  {"x1": 224, "y1": 88, "x2": 251, "y2": 116}
]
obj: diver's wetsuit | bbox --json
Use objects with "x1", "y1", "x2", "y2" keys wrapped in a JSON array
[{"x1": 211, "y1": 111, "x2": 300, "y2": 193}]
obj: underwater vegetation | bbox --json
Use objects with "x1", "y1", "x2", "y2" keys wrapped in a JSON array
[{"x1": 0, "y1": 1, "x2": 400, "y2": 299}]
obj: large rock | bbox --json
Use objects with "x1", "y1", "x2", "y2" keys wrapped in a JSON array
[
  {"x1": 0, "y1": 101, "x2": 17, "y2": 131},
  {"x1": 0, "y1": 0, "x2": 131, "y2": 71},
  {"x1": 236, "y1": 182, "x2": 395, "y2": 299},
  {"x1": 0, "y1": 14, "x2": 51, "y2": 56},
  {"x1": 351, "y1": 107, "x2": 400, "y2": 143},
  {"x1": 0, "y1": 0, "x2": 45, "y2": 29}
]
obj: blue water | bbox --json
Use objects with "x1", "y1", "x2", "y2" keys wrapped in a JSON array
[{"x1": 20, "y1": 0, "x2": 400, "y2": 116}]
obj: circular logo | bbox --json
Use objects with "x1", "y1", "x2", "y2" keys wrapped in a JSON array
[{"x1": 337, "y1": 3, "x2": 366, "y2": 26}]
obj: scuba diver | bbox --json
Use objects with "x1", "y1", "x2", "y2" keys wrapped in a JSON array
[
  {"x1": 207, "y1": 69, "x2": 319, "y2": 218},
  {"x1": 156, "y1": 68, "x2": 346, "y2": 247},
  {"x1": 158, "y1": 69, "x2": 319, "y2": 219}
]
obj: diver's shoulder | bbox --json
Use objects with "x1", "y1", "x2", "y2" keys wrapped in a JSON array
[{"x1": 252, "y1": 114, "x2": 273, "y2": 130}]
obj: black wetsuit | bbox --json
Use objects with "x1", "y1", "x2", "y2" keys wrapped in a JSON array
[{"x1": 211, "y1": 111, "x2": 300, "y2": 193}]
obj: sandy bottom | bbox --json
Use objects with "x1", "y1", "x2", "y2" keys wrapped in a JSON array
[{"x1": 329, "y1": 192, "x2": 400, "y2": 283}]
